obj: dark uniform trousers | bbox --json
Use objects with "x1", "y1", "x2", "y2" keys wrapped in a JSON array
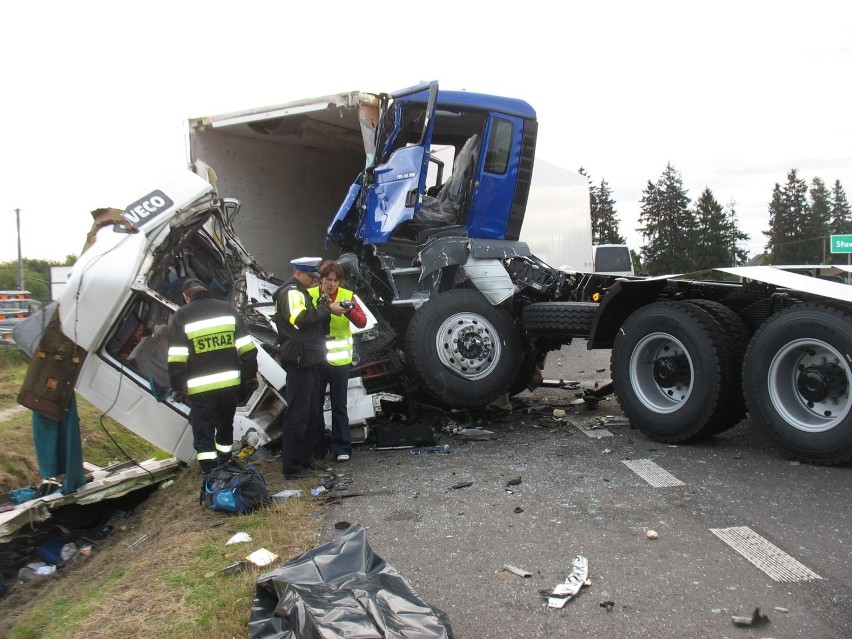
[
  {"x1": 319, "y1": 362, "x2": 352, "y2": 456},
  {"x1": 187, "y1": 387, "x2": 239, "y2": 473},
  {"x1": 283, "y1": 367, "x2": 324, "y2": 475}
]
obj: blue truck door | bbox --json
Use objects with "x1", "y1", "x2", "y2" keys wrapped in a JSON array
[
  {"x1": 465, "y1": 113, "x2": 525, "y2": 240},
  {"x1": 360, "y1": 82, "x2": 438, "y2": 244}
]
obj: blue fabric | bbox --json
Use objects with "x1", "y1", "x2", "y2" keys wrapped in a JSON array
[
  {"x1": 10, "y1": 487, "x2": 37, "y2": 504},
  {"x1": 32, "y1": 394, "x2": 86, "y2": 495}
]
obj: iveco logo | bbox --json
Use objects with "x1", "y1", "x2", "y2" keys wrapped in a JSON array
[{"x1": 123, "y1": 190, "x2": 174, "y2": 225}]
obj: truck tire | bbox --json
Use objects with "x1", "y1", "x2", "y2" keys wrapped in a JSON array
[
  {"x1": 521, "y1": 302, "x2": 598, "y2": 335},
  {"x1": 508, "y1": 347, "x2": 544, "y2": 396},
  {"x1": 405, "y1": 288, "x2": 521, "y2": 407},
  {"x1": 611, "y1": 301, "x2": 730, "y2": 442},
  {"x1": 683, "y1": 299, "x2": 750, "y2": 434},
  {"x1": 742, "y1": 303, "x2": 852, "y2": 465}
]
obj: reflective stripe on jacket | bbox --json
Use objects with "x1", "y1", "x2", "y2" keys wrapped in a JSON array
[{"x1": 168, "y1": 292, "x2": 258, "y2": 396}]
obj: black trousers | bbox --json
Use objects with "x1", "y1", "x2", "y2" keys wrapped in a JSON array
[
  {"x1": 282, "y1": 366, "x2": 323, "y2": 475},
  {"x1": 319, "y1": 362, "x2": 352, "y2": 456},
  {"x1": 187, "y1": 387, "x2": 238, "y2": 473}
]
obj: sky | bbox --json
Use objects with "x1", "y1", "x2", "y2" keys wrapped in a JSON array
[{"x1": 1, "y1": 1, "x2": 850, "y2": 267}]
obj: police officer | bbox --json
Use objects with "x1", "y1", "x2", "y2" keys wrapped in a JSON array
[
  {"x1": 274, "y1": 257, "x2": 347, "y2": 479},
  {"x1": 168, "y1": 279, "x2": 258, "y2": 477},
  {"x1": 309, "y1": 260, "x2": 368, "y2": 462}
]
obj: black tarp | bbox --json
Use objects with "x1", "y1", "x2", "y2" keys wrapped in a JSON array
[{"x1": 248, "y1": 524, "x2": 454, "y2": 638}]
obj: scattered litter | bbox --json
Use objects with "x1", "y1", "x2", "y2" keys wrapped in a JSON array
[
  {"x1": 218, "y1": 560, "x2": 252, "y2": 576},
  {"x1": 272, "y1": 489, "x2": 303, "y2": 503},
  {"x1": 774, "y1": 606, "x2": 788, "y2": 613},
  {"x1": 128, "y1": 534, "x2": 149, "y2": 549},
  {"x1": 311, "y1": 486, "x2": 328, "y2": 496},
  {"x1": 158, "y1": 479, "x2": 175, "y2": 490},
  {"x1": 602, "y1": 448, "x2": 613, "y2": 454},
  {"x1": 646, "y1": 530, "x2": 659, "y2": 540},
  {"x1": 334, "y1": 521, "x2": 352, "y2": 530},
  {"x1": 246, "y1": 548, "x2": 278, "y2": 567},
  {"x1": 514, "y1": 507, "x2": 524, "y2": 514},
  {"x1": 547, "y1": 555, "x2": 589, "y2": 609},
  {"x1": 505, "y1": 477, "x2": 522, "y2": 487},
  {"x1": 226, "y1": 532, "x2": 252, "y2": 545},
  {"x1": 503, "y1": 563, "x2": 532, "y2": 578},
  {"x1": 600, "y1": 600, "x2": 614, "y2": 611},
  {"x1": 552, "y1": 408, "x2": 566, "y2": 418},
  {"x1": 451, "y1": 482, "x2": 473, "y2": 490},
  {"x1": 731, "y1": 607, "x2": 769, "y2": 627}
]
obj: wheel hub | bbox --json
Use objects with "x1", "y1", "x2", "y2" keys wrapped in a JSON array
[
  {"x1": 652, "y1": 355, "x2": 688, "y2": 388},
  {"x1": 796, "y1": 363, "x2": 847, "y2": 403},
  {"x1": 456, "y1": 327, "x2": 488, "y2": 360},
  {"x1": 435, "y1": 312, "x2": 501, "y2": 381}
]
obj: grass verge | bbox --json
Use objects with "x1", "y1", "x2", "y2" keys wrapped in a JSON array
[{"x1": 1, "y1": 353, "x2": 327, "y2": 638}]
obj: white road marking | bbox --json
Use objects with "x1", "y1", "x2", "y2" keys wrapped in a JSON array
[
  {"x1": 710, "y1": 526, "x2": 822, "y2": 582},
  {"x1": 622, "y1": 459, "x2": 685, "y2": 487}
]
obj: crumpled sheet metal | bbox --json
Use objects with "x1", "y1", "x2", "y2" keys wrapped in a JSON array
[{"x1": 248, "y1": 524, "x2": 454, "y2": 639}]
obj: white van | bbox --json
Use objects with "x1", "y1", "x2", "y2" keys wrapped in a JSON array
[{"x1": 593, "y1": 244, "x2": 634, "y2": 276}]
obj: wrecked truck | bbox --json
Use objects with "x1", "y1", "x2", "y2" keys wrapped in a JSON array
[{"x1": 45, "y1": 81, "x2": 852, "y2": 467}]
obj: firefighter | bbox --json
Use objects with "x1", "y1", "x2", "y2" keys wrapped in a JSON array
[
  {"x1": 274, "y1": 257, "x2": 347, "y2": 479},
  {"x1": 309, "y1": 260, "x2": 368, "y2": 462},
  {"x1": 168, "y1": 279, "x2": 258, "y2": 477}
]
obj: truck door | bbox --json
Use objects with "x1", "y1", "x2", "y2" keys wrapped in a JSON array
[{"x1": 359, "y1": 82, "x2": 439, "y2": 244}]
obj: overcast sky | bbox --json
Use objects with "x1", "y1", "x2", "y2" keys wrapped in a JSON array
[{"x1": 1, "y1": 1, "x2": 850, "y2": 266}]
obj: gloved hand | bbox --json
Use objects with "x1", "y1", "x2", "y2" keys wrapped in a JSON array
[{"x1": 172, "y1": 390, "x2": 189, "y2": 404}]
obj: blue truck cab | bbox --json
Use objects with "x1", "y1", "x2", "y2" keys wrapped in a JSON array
[{"x1": 328, "y1": 81, "x2": 538, "y2": 249}]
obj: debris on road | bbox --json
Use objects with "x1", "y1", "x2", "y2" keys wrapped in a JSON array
[
  {"x1": 646, "y1": 530, "x2": 659, "y2": 540},
  {"x1": 731, "y1": 607, "x2": 770, "y2": 627},
  {"x1": 503, "y1": 563, "x2": 532, "y2": 578},
  {"x1": 451, "y1": 482, "x2": 473, "y2": 490},
  {"x1": 547, "y1": 555, "x2": 589, "y2": 609},
  {"x1": 505, "y1": 477, "x2": 522, "y2": 487}
]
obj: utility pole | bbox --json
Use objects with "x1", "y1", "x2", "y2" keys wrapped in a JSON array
[{"x1": 15, "y1": 208, "x2": 24, "y2": 290}]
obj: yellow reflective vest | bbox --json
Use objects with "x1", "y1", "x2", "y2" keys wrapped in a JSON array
[{"x1": 309, "y1": 286, "x2": 355, "y2": 366}]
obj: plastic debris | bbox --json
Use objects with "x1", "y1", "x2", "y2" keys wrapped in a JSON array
[
  {"x1": 334, "y1": 521, "x2": 352, "y2": 530},
  {"x1": 451, "y1": 482, "x2": 473, "y2": 489},
  {"x1": 226, "y1": 532, "x2": 252, "y2": 545},
  {"x1": 506, "y1": 477, "x2": 522, "y2": 487},
  {"x1": 600, "y1": 600, "x2": 614, "y2": 612},
  {"x1": 246, "y1": 548, "x2": 278, "y2": 567},
  {"x1": 513, "y1": 506, "x2": 524, "y2": 514},
  {"x1": 503, "y1": 563, "x2": 532, "y2": 578},
  {"x1": 272, "y1": 489, "x2": 303, "y2": 503},
  {"x1": 547, "y1": 555, "x2": 589, "y2": 609},
  {"x1": 552, "y1": 409, "x2": 566, "y2": 418},
  {"x1": 219, "y1": 560, "x2": 252, "y2": 575},
  {"x1": 731, "y1": 607, "x2": 769, "y2": 627},
  {"x1": 311, "y1": 486, "x2": 328, "y2": 496},
  {"x1": 646, "y1": 530, "x2": 659, "y2": 539}
]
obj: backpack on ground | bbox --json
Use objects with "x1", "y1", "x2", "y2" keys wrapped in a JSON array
[{"x1": 201, "y1": 460, "x2": 272, "y2": 514}]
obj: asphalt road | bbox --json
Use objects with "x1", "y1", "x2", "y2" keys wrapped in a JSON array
[{"x1": 319, "y1": 342, "x2": 852, "y2": 639}]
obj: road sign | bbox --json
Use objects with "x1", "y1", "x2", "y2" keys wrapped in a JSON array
[{"x1": 830, "y1": 235, "x2": 852, "y2": 254}]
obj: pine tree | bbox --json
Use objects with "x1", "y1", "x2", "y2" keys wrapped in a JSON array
[
  {"x1": 693, "y1": 189, "x2": 750, "y2": 267},
  {"x1": 830, "y1": 180, "x2": 851, "y2": 235},
  {"x1": 595, "y1": 179, "x2": 626, "y2": 245},
  {"x1": 578, "y1": 167, "x2": 599, "y2": 239},
  {"x1": 807, "y1": 177, "x2": 831, "y2": 263},
  {"x1": 638, "y1": 163, "x2": 695, "y2": 275},
  {"x1": 764, "y1": 170, "x2": 810, "y2": 264}
]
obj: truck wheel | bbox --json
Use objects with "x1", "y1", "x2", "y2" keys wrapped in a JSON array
[
  {"x1": 683, "y1": 299, "x2": 750, "y2": 434},
  {"x1": 405, "y1": 288, "x2": 521, "y2": 407},
  {"x1": 611, "y1": 301, "x2": 729, "y2": 442},
  {"x1": 742, "y1": 304, "x2": 852, "y2": 465},
  {"x1": 508, "y1": 348, "x2": 544, "y2": 396}
]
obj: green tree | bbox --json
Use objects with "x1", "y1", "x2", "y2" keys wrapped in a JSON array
[
  {"x1": 764, "y1": 169, "x2": 813, "y2": 264},
  {"x1": 638, "y1": 163, "x2": 695, "y2": 275},
  {"x1": 830, "y1": 179, "x2": 851, "y2": 235},
  {"x1": 693, "y1": 188, "x2": 750, "y2": 267},
  {"x1": 807, "y1": 177, "x2": 832, "y2": 263},
  {"x1": 594, "y1": 179, "x2": 625, "y2": 245}
]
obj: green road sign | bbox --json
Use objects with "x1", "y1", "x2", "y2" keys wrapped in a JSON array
[{"x1": 830, "y1": 235, "x2": 852, "y2": 254}]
